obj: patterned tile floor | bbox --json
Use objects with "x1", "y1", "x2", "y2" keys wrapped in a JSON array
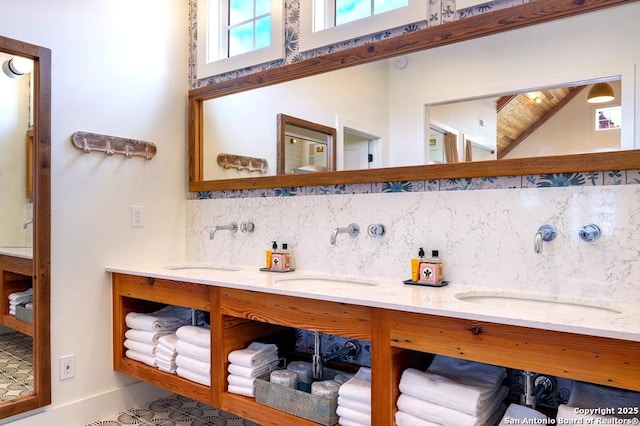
[
  {"x1": 86, "y1": 393, "x2": 260, "y2": 425},
  {"x1": 0, "y1": 330, "x2": 34, "y2": 402}
]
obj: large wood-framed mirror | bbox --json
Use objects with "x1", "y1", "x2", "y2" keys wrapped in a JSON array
[
  {"x1": 0, "y1": 35, "x2": 51, "y2": 419},
  {"x1": 189, "y1": 0, "x2": 640, "y2": 192}
]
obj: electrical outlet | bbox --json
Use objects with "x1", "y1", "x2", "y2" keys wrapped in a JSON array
[
  {"x1": 131, "y1": 205, "x2": 144, "y2": 227},
  {"x1": 59, "y1": 354, "x2": 75, "y2": 380}
]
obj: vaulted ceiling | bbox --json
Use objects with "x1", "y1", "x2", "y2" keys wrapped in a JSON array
[{"x1": 496, "y1": 86, "x2": 586, "y2": 158}]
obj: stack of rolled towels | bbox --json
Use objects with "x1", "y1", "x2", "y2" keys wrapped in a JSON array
[
  {"x1": 556, "y1": 380, "x2": 640, "y2": 423},
  {"x1": 8, "y1": 288, "x2": 33, "y2": 316},
  {"x1": 395, "y1": 355, "x2": 508, "y2": 426},
  {"x1": 155, "y1": 333, "x2": 178, "y2": 373},
  {"x1": 336, "y1": 367, "x2": 372, "y2": 426},
  {"x1": 124, "y1": 305, "x2": 193, "y2": 367},
  {"x1": 175, "y1": 325, "x2": 211, "y2": 386},
  {"x1": 227, "y1": 341, "x2": 279, "y2": 397}
]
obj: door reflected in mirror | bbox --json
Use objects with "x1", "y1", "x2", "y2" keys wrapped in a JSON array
[{"x1": 277, "y1": 114, "x2": 336, "y2": 174}]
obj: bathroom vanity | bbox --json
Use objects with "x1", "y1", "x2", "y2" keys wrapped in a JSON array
[
  {"x1": 110, "y1": 265, "x2": 640, "y2": 425},
  {"x1": 0, "y1": 252, "x2": 33, "y2": 337}
]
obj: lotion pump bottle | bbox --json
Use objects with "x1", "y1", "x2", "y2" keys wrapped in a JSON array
[
  {"x1": 419, "y1": 250, "x2": 443, "y2": 285},
  {"x1": 411, "y1": 247, "x2": 425, "y2": 282},
  {"x1": 266, "y1": 241, "x2": 277, "y2": 269}
]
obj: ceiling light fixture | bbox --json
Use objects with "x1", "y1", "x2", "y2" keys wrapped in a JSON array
[
  {"x1": 587, "y1": 83, "x2": 615, "y2": 104},
  {"x1": 2, "y1": 56, "x2": 34, "y2": 79}
]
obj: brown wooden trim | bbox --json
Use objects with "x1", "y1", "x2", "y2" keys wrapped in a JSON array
[{"x1": 188, "y1": 0, "x2": 639, "y2": 193}]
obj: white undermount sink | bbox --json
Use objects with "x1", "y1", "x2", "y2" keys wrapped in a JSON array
[
  {"x1": 273, "y1": 277, "x2": 378, "y2": 287},
  {"x1": 455, "y1": 291, "x2": 622, "y2": 316},
  {"x1": 164, "y1": 264, "x2": 241, "y2": 272}
]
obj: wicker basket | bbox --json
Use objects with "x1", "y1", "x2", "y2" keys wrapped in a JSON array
[{"x1": 254, "y1": 372, "x2": 339, "y2": 425}]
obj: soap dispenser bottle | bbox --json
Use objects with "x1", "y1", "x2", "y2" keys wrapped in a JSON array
[
  {"x1": 411, "y1": 247, "x2": 425, "y2": 282},
  {"x1": 271, "y1": 242, "x2": 291, "y2": 271},
  {"x1": 419, "y1": 250, "x2": 443, "y2": 285},
  {"x1": 266, "y1": 241, "x2": 277, "y2": 269}
]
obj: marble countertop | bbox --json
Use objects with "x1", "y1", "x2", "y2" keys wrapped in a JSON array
[
  {"x1": 106, "y1": 262, "x2": 640, "y2": 343},
  {"x1": 0, "y1": 246, "x2": 33, "y2": 259}
]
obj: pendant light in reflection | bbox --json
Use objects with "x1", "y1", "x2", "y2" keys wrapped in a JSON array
[
  {"x1": 2, "y1": 56, "x2": 34, "y2": 78},
  {"x1": 587, "y1": 82, "x2": 615, "y2": 104}
]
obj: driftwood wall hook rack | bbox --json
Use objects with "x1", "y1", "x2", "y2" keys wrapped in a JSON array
[
  {"x1": 71, "y1": 131, "x2": 157, "y2": 160},
  {"x1": 217, "y1": 153, "x2": 268, "y2": 174}
]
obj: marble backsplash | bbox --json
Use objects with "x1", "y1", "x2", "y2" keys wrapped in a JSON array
[{"x1": 186, "y1": 183, "x2": 640, "y2": 302}]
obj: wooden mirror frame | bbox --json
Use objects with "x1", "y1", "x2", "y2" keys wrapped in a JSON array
[
  {"x1": 189, "y1": 0, "x2": 639, "y2": 192},
  {"x1": 277, "y1": 113, "x2": 337, "y2": 175},
  {"x1": 0, "y1": 35, "x2": 51, "y2": 419}
]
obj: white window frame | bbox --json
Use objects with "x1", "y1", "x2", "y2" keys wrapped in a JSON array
[
  {"x1": 196, "y1": 0, "x2": 284, "y2": 79},
  {"x1": 299, "y1": 0, "x2": 427, "y2": 53}
]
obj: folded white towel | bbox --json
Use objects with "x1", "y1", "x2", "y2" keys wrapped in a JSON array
[
  {"x1": 228, "y1": 360, "x2": 279, "y2": 378},
  {"x1": 338, "y1": 418, "x2": 370, "y2": 426},
  {"x1": 124, "y1": 339, "x2": 156, "y2": 356},
  {"x1": 500, "y1": 403, "x2": 548, "y2": 424},
  {"x1": 156, "y1": 351, "x2": 176, "y2": 364},
  {"x1": 175, "y1": 354, "x2": 210, "y2": 377},
  {"x1": 396, "y1": 386, "x2": 508, "y2": 426},
  {"x1": 156, "y1": 344, "x2": 177, "y2": 360},
  {"x1": 228, "y1": 374, "x2": 256, "y2": 388},
  {"x1": 156, "y1": 358, "x2": 177, "y2": 374},
  {"x1": 126, "y1": 349, "x2": 156, "y2": 367},
  {"x1": 228, "y1": 384, "x2": 255, "y2": 397},
  {"x1": 396, "y1": 410, "x2": 440, "y2": 426},
  {"x1": 125, "y1": 306, "x2": 192, "y2": 332},
  {"x1": 125, "y1": 329, "x2": 172, "y2": 344},
  {"x1": 8, "y1": 309, "x2": 15, "y2": 316},
  {"x1": 176, "y1": 366, "x2": 210, "y2": 386},
  {"x1": 338, "y1": 395, "x2": 372, "y2": 414},
  {"x1": 8, "y1": 288, "x2": 32, "y2": 300},
  {"x1": 9, "y1": 295, "x2": 32, "y2": 305},
  {"x1": 568, "y1": 381, "x2": 640, "y2": 419},
  {"x1": 176, "y1": 339, "x2": 210, "y2": 362},
  {"x1": 338, "y1": 367, "x2": 372, "y2": 405},
  {"x1": 176, "y1": 325, "x2": 211, "y2": 347},
  {"x1": 336, "y1": 405, "x2": 371, "y2": 425},
  {"x1": 227, "y1": 342, "x2": 278, "y2": 367},
  {"x1": 399, "y1": 357, "x2": 506, "y2": 416}
]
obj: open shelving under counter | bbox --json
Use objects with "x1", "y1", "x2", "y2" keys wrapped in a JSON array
[
  {"x1": 0, "y1": 254, "x2": 33, "y2": 337},
  {"x1": 109, "y1": 265, "x2": 640, "y2": 426}
]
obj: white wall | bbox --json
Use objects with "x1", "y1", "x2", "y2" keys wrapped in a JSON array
[{"x1": 0, "y1": 0, "x2": 188, "y2": 424}]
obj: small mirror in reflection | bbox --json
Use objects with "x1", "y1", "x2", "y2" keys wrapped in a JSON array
[{"x1": 277, "y1": 114, "x2": 336, "y2": 175}]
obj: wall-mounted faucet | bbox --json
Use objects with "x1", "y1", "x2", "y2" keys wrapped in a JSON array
[
  {"x1": 330, "y1": 223, "x2": 360, "y2": 245},
  {"x1": 534, "y1": 224, "x2": 556, "y2": 254},
  {"x1": 209, "y1": 222, "x2": 237, "y2": 240},
  {"x1": 22, "y1": 219, "x2": 32, "y2": 229}
]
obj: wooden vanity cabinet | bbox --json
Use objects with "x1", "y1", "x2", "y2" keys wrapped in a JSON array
[
  {"x1": 113, "y1": 273, "x2": 640, "y2": 426},
  {"x1": 0, "y1": 254, "x2": 33, "y2": 336}
]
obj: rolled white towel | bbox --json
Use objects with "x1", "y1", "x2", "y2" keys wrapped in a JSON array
[
  {"x1": 312, "y1": 380, "x2": 341, "y2": 398},
  {"x1": 338, "y1": 395, "x2": 372, "y2": 414},
  {"x1": 124, "y1": 339, "x2": 156, "y2": 356},
  {"x1": 336, "y1": 405, "x2": 371, "y2": 425},
  {"x1": 269, "y1": 369, "x2": 298, "y2": 388},
  {"x1": 395, "y1": 410, "x2": 439, "y2": 426},
  {"x1": 228, "y1": 342, "x2": 278, "y2": 367},
  {"x1": 228, "y1": 360, "x2": 279, "y2": 378},
  {"x1": 227, "y1": 374, "x2": 256, "y2": 388},
  {"x1": 500, "y1": 403, "x2": 548, "y2": 424},
  {"x1": 228, "y1": 384, "x2": 255, "y2": 397},
  {"x1": 175, "y1": 354, "x2": 210, "y2": 377},
  {"x1": 396, "y1": 386, "x2": 508, "y2": 426},
  {"x1": 126, "y1": 349, "x2": 156, "y2": 367},
  {"x1": 176, "y1": 339, "x2": 210, "y2": 363},
  {"x1": 399, "y1": 362, "x2": 506, "y2": 416},
  {"x1": 176, "y1": 366, "x2": 210, "y2": 386},
  {"x1": 176, "y1": 325, "x2": 210, "y2": 347},
  {"x1": 125, "y1": 329, "x2": 172, "y2": 344},
  {"x1": 338, "y1": 367, "x2": 372, "y2": 405}
]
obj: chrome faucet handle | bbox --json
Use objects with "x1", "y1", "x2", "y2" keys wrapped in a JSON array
[
  {"x1": 240, "y1": 221, "x2": 255, "y2": 233},
  {"x1": 579, "y1": 223, "x2": 600, "y2": 242},
  {"x1": 534, "y1": 224, "x2": 557, "y2": 253},
  {"x1": 367, "y1": 223, "x2": 386, "y2": 237}
]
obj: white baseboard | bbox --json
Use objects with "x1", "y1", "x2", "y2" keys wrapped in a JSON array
[{"x1": 0, "y1": 381, "x2": 171, "y2": 425}]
